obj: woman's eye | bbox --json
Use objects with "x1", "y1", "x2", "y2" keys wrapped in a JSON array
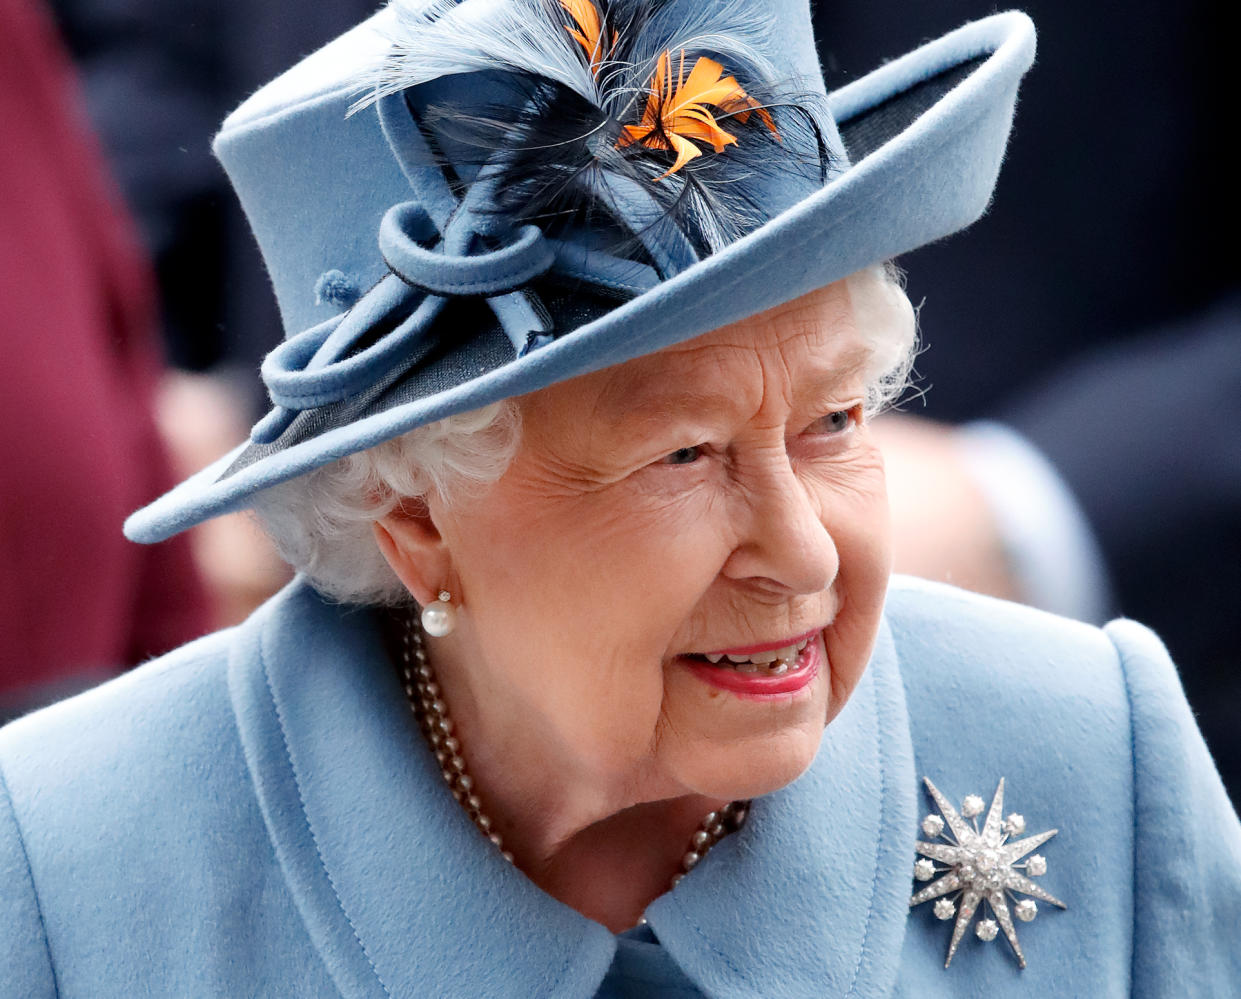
[
  {"x1": 807, "y1": 409, "x2": 855, "y2": 435},
  {"x1": 662, "y1": 445, "x2": 703, "y2": 466}
]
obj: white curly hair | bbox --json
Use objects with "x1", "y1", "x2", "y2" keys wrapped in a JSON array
[{"x1": 252, "y1": 263, "x2": 917, "y2": 605}]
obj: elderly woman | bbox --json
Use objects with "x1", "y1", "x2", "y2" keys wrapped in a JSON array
[{"x1": 2, "y1": 1, "x2": 1238, "y2": 995}]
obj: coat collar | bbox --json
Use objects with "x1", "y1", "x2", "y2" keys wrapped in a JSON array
[{"x1": 228, "y1": 580, "x2": 915, "y2": 998}]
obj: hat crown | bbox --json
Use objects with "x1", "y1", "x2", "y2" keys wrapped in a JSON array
[{"x1": 217, "y1": 0, "x2": 839, "y2": 346}]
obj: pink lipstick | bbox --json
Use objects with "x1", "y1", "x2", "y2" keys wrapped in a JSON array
[{"x1": 683, "y1": 633, "x2": 822, "y2": 699}]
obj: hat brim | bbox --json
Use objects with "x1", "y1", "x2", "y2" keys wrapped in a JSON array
[{"x1": 126, "y1": 11, "x2": 1035, "y2": 544}]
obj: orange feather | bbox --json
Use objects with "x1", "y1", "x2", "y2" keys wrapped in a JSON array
[
  {"x1": 619, "y1": 50, "x2": 780, "y2": 179},
  {"x1": 560, "y1": 0, "x2": 606, "y2": 73}
]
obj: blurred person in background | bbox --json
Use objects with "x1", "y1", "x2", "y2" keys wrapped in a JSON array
[{"x1": 0, "y1": 0, "x2": 209, "y2": 721}]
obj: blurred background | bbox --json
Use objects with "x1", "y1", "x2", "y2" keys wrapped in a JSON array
[{"x1": 2, "y1": 0, "x2": 1237, "y2": 806}]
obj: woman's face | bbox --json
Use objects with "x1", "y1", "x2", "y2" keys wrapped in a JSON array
[{"x1": 424, "y1": 278, "x2": 894, "y2": 805}]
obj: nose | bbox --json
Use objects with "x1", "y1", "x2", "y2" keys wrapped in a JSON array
[{"x1": 720, "y1": 454, "x2": 839, "y2": 596}]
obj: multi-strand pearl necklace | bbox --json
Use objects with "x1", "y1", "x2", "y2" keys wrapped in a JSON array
[{"x1": 400, "y1": 614, "x2": 749, "y2": 889}]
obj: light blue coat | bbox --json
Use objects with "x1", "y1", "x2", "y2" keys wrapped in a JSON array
[{"x1": 2, "y1": 576, "x2": 1238, "y2": 996}]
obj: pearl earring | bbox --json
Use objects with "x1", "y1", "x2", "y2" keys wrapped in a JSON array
[{"x1": 420, "y1": 590, "x2": 457, "y2": 638}]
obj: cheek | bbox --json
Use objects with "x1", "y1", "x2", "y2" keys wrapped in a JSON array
[
  {"x1": 474, "y1": 487, "x2": 729, "y2": 628},
  {"x1": 829, "y1": 461, "x2": 892, "y2": 588},
  {"x1": 813, "y1": 455, "x2": 892, "y2": 715},
  {"x1": 443, "y1": 482, "x2": 733, "y2": 726}
]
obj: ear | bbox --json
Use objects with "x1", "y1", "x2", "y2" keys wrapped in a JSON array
[{"x1": 373, "y1": 498, "x2": 453, "y2": 607}]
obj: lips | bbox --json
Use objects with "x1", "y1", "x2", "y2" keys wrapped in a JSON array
[{"x1": 681, "y1": 630, "x2": 823, "y2": 697}]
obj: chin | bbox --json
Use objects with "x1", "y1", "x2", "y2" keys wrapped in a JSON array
[{"x1": 676, "y1": 722, "x2": 826, "y2": 802}]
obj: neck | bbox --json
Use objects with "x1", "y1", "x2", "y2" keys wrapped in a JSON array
[
  {"x1": 398, "y1": 614, "x2": 738, "y2": 931},
  {"x1": 445, "y1": 699, "x2": 736, "y2": 931},
  {"x1": 503, "y1": 796, "x2": 729, "y2": 931}
]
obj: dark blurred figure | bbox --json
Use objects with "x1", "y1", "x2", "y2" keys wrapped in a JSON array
[
  {"x1": 0, "y1": 0, "x2": 209, "y2": 721},
  {"x1": 816, "y1": 2, "x2": 1241, "y2": 801}
]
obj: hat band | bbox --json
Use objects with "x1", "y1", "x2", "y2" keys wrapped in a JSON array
[{"x1": 380, "y1": 203, "x2": 553, "y2": 298}]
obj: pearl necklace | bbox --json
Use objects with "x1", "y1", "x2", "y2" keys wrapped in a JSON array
[{"x1": 400, "y1": 614, "x2": 749, "y2": 889}]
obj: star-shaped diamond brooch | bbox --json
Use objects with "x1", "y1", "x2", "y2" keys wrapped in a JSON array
[{"x1": 910, "y1": 777, "x2": 1066, "y2": 969}]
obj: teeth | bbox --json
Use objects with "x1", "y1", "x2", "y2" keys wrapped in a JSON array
[{"x1": 696, "y1": 634, "x2": 816, "y2": 671}]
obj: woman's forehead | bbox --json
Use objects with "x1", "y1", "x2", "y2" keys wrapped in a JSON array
[
  {"x1": 516, "y1": 279, "x2": 881, "y2": 437},
  {"x1": 595, "y1": 284, "x2": 872, "y2": 412}
]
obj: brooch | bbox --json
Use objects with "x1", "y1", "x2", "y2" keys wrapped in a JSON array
[{"x1": 910, "y1": 777, "x2": 1065, "y2": 969}]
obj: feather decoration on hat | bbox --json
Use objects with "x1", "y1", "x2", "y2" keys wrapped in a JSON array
[
  {"x1": 358, "y1": 0, "x2": 831, "y2": 261},
  {"x1": 618, "y1": 48, "x2": 778, "y2": 179}
]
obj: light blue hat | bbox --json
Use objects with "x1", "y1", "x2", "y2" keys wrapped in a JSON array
[{"x1": 126, "y1": 0, "x2": 1036, "y2": 543}]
